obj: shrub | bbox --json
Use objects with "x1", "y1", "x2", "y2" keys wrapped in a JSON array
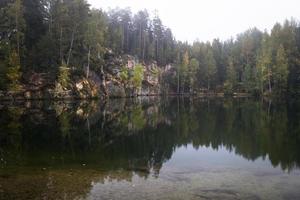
[{"x1": 58, "y1": 63, "x2": 70, "y2": 88}]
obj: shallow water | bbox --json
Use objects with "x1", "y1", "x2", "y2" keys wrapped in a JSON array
[{"x1": 1, "y1": 98, "x2": 300, "y2": 199}]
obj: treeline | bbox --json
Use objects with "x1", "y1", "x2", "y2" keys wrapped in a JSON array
[
  {"x1": 183, "y1": 23, "x2": 300, "y2": 96},
  {"x1": 169, "y1": 22, "x2": 300, "y2": 96},
  {"x1": 0, "y1": 0, "x2": 176, "y2": 91},
  {"x1": 1, "y1": 0, "x2": 300, "y2": 96}
]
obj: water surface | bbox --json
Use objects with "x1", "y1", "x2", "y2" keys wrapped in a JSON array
[{"x1": 1, "y1": 98, "x2": 300, "y2": 199}]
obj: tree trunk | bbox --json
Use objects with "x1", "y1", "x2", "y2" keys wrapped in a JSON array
[
  {"x1": 67, "y1": 28, "x2": 75, "y2": 66},
  {"x1": 86, "y1": 47, "x2": 90, "y2": 78},
  {"x1": 190, "y1": 77, "x2": 193, "y2": 94},
  {"x1": 260, "y1": 68, "x2": 264, "y2": 95},
  {"x1": 268, "y1": 100, "x2": 272, "y2": 116},
  {"x1": 156, "y1": 39, "x2": 159, "y2": 62},
  {"x1": 60, "y1": 27, "x2": 63, "y2": 64},
  {"x1": 121, "y1": 25, "x2": 124, "y2": 51},
  {"x1": 268, "y1": 69, "x2": 272, "y2": 93},
  {"x1": 177, "y1": 70, "x2": 180, "y2": 94},
  {"x1": 49, "y1": 4, "x2": 52, "y2": 34},
  {"x1": 15, "y1": 1, "x2": 20, "y2": 56},
  {"x1": 140, "y1": 23, "x2": 142, "y2": 58},
  {"x1": 207, "y1": 78, "x2": 210, "y2": 91},
  {"x1": 142, "y1": 31, "x2": 146, "y2": 60},
  {"x1": 100, "y1": 65, "x2": 108, "y2": 96}
]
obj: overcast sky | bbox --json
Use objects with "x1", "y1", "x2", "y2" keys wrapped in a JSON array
[{"x1": 88, "y1": 0, "x2": 300, "y2": 43}]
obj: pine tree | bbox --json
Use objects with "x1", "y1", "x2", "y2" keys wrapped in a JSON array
[
  {"x1": 84, "y1": 9, "x2": 107, "y2": 76},
  {"x1": 274, "y1": 44, "x2": 289, "y2": 94},
  {"x1": 6, "y1": 0, "x2": 26, "y2": 56},
  {"x1": 188, "y1": 58, "x2": 199, "y2": 93},
  {"x1": 180, "y1": 50, "x2": 189, "y2": 93},
  {"x1": 257, "y1": 34, "x2": 273, "y2": 94},
  {"x1": 2, "y1": 0, "x2": 25, "y2": 91},
  {"x1": 205, "y1": 47, "x2": 217, "y2": 90},
  {"x1": 224, "y1": 56, "x2": 237, "y2": 93}
]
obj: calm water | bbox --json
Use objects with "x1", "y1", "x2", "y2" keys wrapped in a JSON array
[{"x1": 1, "y1": 98, "x2": 300, "y2": 200}]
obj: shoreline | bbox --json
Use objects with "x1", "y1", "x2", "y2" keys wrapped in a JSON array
[{"x1": 0, "y1": 92, "x2": 256, "y2": 102}]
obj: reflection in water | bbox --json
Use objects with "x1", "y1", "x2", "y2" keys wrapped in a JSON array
[{"x1": 1, "y1": 98, "x2": 300, "y2": 199}]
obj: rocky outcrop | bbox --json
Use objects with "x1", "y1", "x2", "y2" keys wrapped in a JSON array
[
  {"x1": 0, "y1": 76, "x2": 103, "y2": 101},
  {"x1": 73, "y1": 78, "x2": 100, "y2": 99},
  {"x1": 0, "y1": 50, "x2": 164, "y2": 101},
  {"x1": 23, "y1": 72, "x2": 55, "y2": 90},
  {"x1": 106, "y1": 80, "x2": 126, "y2": 98}
]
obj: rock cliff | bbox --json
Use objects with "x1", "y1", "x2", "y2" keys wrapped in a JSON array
[{"x1": 0, "y1": 50, "x2": 163, "y2": 101}]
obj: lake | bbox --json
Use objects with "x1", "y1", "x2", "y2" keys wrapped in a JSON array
[{"x1": 1, "y1": 97, "x2": 300, "y2": 200}]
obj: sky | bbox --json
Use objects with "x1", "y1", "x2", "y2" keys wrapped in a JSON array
[{"x1": 88, "y1": 0, "x2": 300, "y2": 43}]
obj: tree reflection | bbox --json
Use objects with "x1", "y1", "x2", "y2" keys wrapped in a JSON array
[{"x1": 1, "y1": 97, "x2": 300, "y2": 176}]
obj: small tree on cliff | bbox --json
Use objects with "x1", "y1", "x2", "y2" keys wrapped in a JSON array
[
  {"x1": 58, "y1": 62, "x2": 70, "y2": 88},
  {"x1": 132, "y1": 64, "x2": 144, "y2": 92},
  {"x1": 120, "y1": 66, "x2": 129, "y2": 83}
]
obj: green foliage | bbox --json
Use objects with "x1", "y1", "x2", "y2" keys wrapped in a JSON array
[
  {"x1": 0, "y1": 0, "x2": 25, "y2": 91},
  {"x1": 85, "y1": 9, "x2": 107, "y2": 71},
  {"x1": 132, "y1": 64, "x2": 144, "y2": 89},
  {"x1": 6, "y1": 0, "x2": 26, "y2": 53},
  {"x1": 205, "y1": 47, "x2": 217, "y2": 90},
  {"x1": 244, "y1": 64, "x2": 259, "y2": 94},
  {"x1": 1, "y1": 0, "x2": 300, "y2": 97},
  {"x1": 181, "y1": 51, "x2": 189, "y2": 75},
  {"x1": 224, "y1": 56, "x2": 237, "y2": 93},
  {"x1": 189, "y1": 58, "x2": 199, "y2": 91},
  {"x1": 7, "y1": 51, "x2": 22, "y2": 91},
  {"x1": 0, "y1": 62, "x2": 8, "y2": 90},
  {"x1": 150, "y1": 67, "x2": 159, "y2": 76},
  {"x1": 120, "y1": 66, "x2": 129, "y2": 82},
  {"x1": 58, "y1": 63, "x2": 70, "y2": 88},
  {"x1": 256, "y1": 34, "x2": 273, "y2": 94},
  {"x1": 273, "y1": 45, "x2": 289, "y2": 94}
]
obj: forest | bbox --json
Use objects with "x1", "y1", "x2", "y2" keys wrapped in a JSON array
[{"x1": 1, "y1": 0, "x2": 300, "y2": 97}]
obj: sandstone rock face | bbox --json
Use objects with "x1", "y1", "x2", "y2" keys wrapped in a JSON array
[
  {"x1": 52, "y1": 82, "x2": 73, "y2": 99},
  {"x1": 74, "y1": 78, "x2": 100, "y2": 99},
  {"x1": 1, "y1": 49, "x2": 165, "y2": 101},
  {"x1": 107, "y1": 81, "x2": 126, "y2": 98},
  {"x1": 141, "y1": 82, "x2": 160, "y2": 96}
]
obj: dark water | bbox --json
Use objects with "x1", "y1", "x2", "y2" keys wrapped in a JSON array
[{"x1": 1, "y1": 98, "x2": 300, "y2": 200}]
